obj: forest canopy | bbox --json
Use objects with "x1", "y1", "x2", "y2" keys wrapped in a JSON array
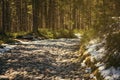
[{"x1": 0, "y1": 0, "x2": 120, "y2": 34}]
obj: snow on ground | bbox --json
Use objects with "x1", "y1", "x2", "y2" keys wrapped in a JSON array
[
  {"x1": 0, "y1": 33, "x2": 82, "y2": 54},
  {"x1": 0, "y1": 44, "x2": 16, "y2": 53},
  {"x1": 82, "y1": 39, "x2": 120, "y2": 80},
  {"x1": 0, "y1": 35, "x2": 92, "y2": 80}
]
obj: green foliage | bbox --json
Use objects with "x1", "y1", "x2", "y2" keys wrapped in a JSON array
[
  {"x1": 38, "y1": 28, "x2": 76, "y2": 39},
  {"x1": 80, "y1": 29, "x2": 98, "y2": 45},
  {"x1": 6, "y1": 32, "x2": 29, "y2": 38},
  {"x1": 0, "y1": 34, "x2": 16, "y2": 44},
  {"x1": 73, "y1": 29, "x2": 82, "y2": 34},
  {"x1": 0, "y1": 32, "x2": 30, "y2": 44},
  {"x1": 54, "y1": 29, "x2": 76, "y2": 38},
  {"x1": 38, "y1": 29, "x2": 54, "y2": 39},
  {"x1": 4, "y1": 38, "x2": 17, "y2": 44},
  {"x1": 0, "y1": 28, "x2": 76, "y2": 44}
]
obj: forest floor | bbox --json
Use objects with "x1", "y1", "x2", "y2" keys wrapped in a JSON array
[{"x1": 0, "y1": 38, "x2": 91, "y2": 80}]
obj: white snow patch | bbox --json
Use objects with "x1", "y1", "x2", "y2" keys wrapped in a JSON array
[
  {"x1": 99, "y1": 65, "x2": 106, "y2": 71},
  {"x1": 81, "y1": 60, "x2": 86, "y2": 67},
  {"x1": 86, "y1": 42, "x2": 105, "y2": 61},
  {"x1": 101, "y1": 67, "x2": 120, "y2": 80},
  {"x1": 0, "y1": 44, "x2": 16, "y2": 53},
  {"x1": 95, "y1": 62, "x2": 104, "y2": 67},
  {"x1": 83, "y1": 39, "x2": 120, "y2": 80}
]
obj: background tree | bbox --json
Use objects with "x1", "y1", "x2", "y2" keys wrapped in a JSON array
[
  {"x1": 32, "y1": 0, "x2": 40, "y2": 34},
  {"x1": 1, "y1": 0, "x2": 11, "y2": 34}
]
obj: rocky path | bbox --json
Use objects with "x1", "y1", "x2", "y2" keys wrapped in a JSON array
[{"x1": 0, "y1": 38, "x2": 89, "y2": 80}]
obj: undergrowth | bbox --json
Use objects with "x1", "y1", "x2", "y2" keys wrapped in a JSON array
[
  {"x1": 6, "y1": 32, "x2": 29, "y2": 38},
  {"x1": 38, "y1": 28, "x2": 76, "y2": 39},
  {"x1": 0, "y1": 28, "x2": 77, "y2": 44},
  {"x1": 80, "y1": 28, "x2": 98, "y2": 46},
  {"x1": 105, "y1": 32, "x2": 120, "y2": 68},
  {"x1": 0, "y1": 32, "x2": 31, "y2": 44}
]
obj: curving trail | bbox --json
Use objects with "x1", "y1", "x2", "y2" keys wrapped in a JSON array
[{"x1": 0, "y1": 38, "x2": 90, "y2": 80}]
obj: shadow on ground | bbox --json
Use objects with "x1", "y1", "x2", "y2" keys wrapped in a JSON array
[
  {"x1": 0, "y1": 51, "x2": 84, "y2": 80},
  {"x1": 0, "y1": 39, "x2": 88, "y2": 80}
]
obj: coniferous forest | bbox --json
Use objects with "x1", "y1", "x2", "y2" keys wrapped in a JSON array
[{"x1": 0, "y1": 0, "x2": 120, "y2": 80}]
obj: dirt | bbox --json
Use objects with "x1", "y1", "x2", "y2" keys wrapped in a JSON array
[{"x1": 0, "y1": 38, "x2": 90, "y2": 80}]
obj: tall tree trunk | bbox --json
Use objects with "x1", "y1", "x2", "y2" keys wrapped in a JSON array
[
  {"x1": 0, "y1": 0, "x2": 2, "y2": 32},
  {"x1": 32, "y1": 0, "x2": 40, "y2": 33},
  {"x1": 1, "y1": 0, "x2": 11, "y2": 34}
]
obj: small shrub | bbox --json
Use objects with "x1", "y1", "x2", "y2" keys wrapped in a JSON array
[
  {"x1": 55, "y1": 29, "x2": 76, "y2": 38},
  {"x1": 105, "y1": 32, "x2": 120, "y2": 68},
  {"x1": 4, "y1": 39, "x2": 17, "y2": 44},
  {"x1": 80, "y1": 29, "x2": 97, "y2": 45},
  {"x1": 0, "y1": 33, "x2": 16, "y2": 44},
  {"x1": 6, "y1": 32, "x2": 29, "y2": 38},
  {"x1": 38, "y1": 29, "x2": 54, "y2": 39}
]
